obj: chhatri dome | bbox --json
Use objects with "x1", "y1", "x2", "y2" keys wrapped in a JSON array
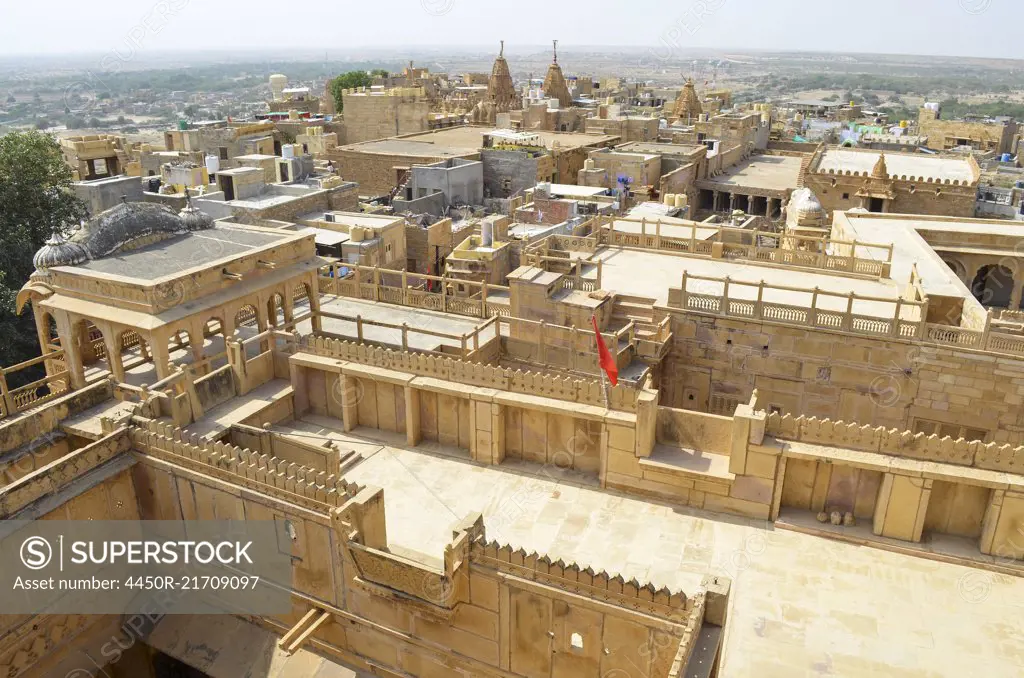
[{"x1": 785, "y1": 187, "x2": 827, "y2": 231}]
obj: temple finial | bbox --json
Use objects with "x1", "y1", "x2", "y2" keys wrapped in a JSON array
[
  {"x1": 553, "y1": 40, "x2": 558, "y2": 64},
  {"x1": 500, "y1": 40, "x2": 504, "y2": 58}
]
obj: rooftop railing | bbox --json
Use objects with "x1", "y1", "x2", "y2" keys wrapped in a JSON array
[
  {"x1": 595, "y1": 215, "x2": 894, "y2": 278},
  {"x1": 319, "y1": 264, "x2": 512, "y2": 319}
]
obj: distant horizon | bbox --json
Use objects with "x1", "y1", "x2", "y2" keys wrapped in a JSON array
[
  {"x1": 0, "y1": 45, "x2": 1020, "y2": 69},
  {"x1": 0, "y1": 0, "x2": 1021, "y2": 61}
]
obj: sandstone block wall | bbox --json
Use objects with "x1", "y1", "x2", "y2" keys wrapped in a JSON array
[{"x1": 662, "y1": 311, "x2": 1024, "y2": 445}]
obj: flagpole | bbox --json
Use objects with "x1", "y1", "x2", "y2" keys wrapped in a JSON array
[{"x1": 599, "y1": 359, "x2": 610, "y2": 409}]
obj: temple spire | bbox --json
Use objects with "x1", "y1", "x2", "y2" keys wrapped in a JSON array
[{"x1": 553, "y1": 39, "x2": 558, "y2": 64}]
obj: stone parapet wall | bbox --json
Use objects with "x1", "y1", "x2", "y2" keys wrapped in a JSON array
[
  {"x1": 0, "y1": 428, "x2": 129, "y2": 517},
  {"x1": 471, "y1": 539, "x2": 691, "y2": 621},
  {"x1": 766, "y1": 412, "x2": 1024, "y2": 474},
  {"x1": 301, "y1": 336, "x2": 642, "y2": 413},
  {"x1": 129, "y1": 419, "x2": 360, "y2": 512}
]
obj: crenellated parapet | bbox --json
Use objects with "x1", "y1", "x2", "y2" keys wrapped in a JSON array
[
  {"x1": 302, "y1": 336, "x2": 641, "y2": 412},
  {"x1": 766, "y1": 412, "x2": 1024, "y2": 473},
  {"x1": 129, "y1": 419, "x2": 361, "y2": 512},
  {"x1": 470, "y1": 538, "x2": 691, "y2": 621}
]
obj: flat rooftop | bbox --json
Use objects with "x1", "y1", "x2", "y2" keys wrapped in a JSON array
[
  {"x1": 835, "y1": 212, "x2": 1009, "y2": 299},
  {"x1": 700, "y1": 155, "x2": 803, "y2": 194},
  {"x1": 339, "y1": 127, "x2": 619, "y2": 157},
  {"x1": 298, "y1": 297, "x2": 496, "y2": 352},
  {"x1": 817, "y1": 148, "x2": 975, "y2": 183},
  {"x1": 74, "y1": 226, "x2": 288, "y2": 280},
  {"x1": 276, "y1": 427, "x2": 1024, "y2": 678},
  {"x1": 616, "y1": 141, "x2": 705, "y2": 156},
  {"x1": 593, "y1": 246, "x2": 908, "y2": 316},
  {"x1": 610, "y1": 217, "x2": 718, "y2": 242},
  {"x1": 545, "y1": 183, "x2": 610, "y2": 198}
]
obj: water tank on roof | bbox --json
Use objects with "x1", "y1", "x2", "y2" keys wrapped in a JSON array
[
  {"x1": 676, "y1": 194, "x2": 687, "y2": 209},
  {"x1": 282, "y1": 145, "x2": 295, "y2": 159},
  {"x1": 663, "y1": 193, "x2": 675, "y2": 206},
  {"x1": 177, "y1": 120, "x2": 188, "y2": 130},
  {"x1": 481, "y1": 221, "x2": 494, "y2": 247},
  {"x1": 205, "y1": 154, "x2": 220, "y2": 176},
  {"x1": 350, "y1": 227, "x2": 365, "y2": 242},
  {"x1": 1002, "y1": 153, "x2": 1013, "y2": 163}
]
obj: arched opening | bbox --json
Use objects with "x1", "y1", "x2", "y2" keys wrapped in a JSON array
[
  {"x1": 165, "y1": 327, "x2": 196, "y2": 373},
  {"x1": 201, "y1": 317, "x2": 229, "y2": 371},
  {"x1": 941, "y1": 258, "x2": 968, "y2": 283},
  {"x1": 71, "y1": 319, "x2": 107, "y2": 378},
  {"x1": 267, "y1": 293, "x2": 286, "y2": 328},
  {"x1": 971, "y1": 264, "x2": 1015, "y2": 308},
  {"x1": 116, "y1": 328, "x2": 150, "y2": 379},
  {"x1": 233, "y1": 304, "x2": 262, "y2": 356},
  {"x1": 292, "y1": 283, "x2": 312, "y2": 317},
  {"x1": 233, "y1": 304, "x2": 260, "y2": 334}
]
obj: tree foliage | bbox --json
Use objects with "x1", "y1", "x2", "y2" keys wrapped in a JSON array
[
  {"x1": 328, "y1": 71, "x2": 372, "y2": 112},
  {"x1": 0, "y1": 131, "x2": 86, "y2": 372}
]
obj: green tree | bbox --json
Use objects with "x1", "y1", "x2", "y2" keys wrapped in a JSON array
[
  {"x1": 0, "y1": 131, "x2": 87, "y2": 377},
  {"x1": 327, "y1": 71, "x2": 372, "y2": 112}
]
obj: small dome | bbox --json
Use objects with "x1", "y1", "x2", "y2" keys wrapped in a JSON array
[
  {"x1": 788, "y1": 187, "x2": 823, "y2": 218},
  {"x1": 33, "y1": 229, "x2": 89, "y2": 270},
  {"x1": 786, "y1": 188, "x2": 826, "y2": 229},
  {"x1": 30, "y1": 200, "x2": 216, "y2": 272},
  {"x1": 179, "y1": 202, "x2": 214, "y2": 231}
]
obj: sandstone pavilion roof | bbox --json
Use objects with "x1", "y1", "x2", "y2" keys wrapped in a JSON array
[{"x1": 31, "y1": 199, "x2": 214, "y2": 272}]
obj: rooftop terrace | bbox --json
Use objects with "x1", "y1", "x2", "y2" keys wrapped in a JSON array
[
  {"x1": 74, "y1": 226, "x2": 288, "y2": 281},
  {"x1": 816, "y1": 148, "x2": 976, "y2": 183},
  {"x1": 700, "y1": 155, "x2": 803, "y2": 194}
]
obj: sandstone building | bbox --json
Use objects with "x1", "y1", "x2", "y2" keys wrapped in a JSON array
[{"x1": 3, "y1": 187, "x2": 1024, "y2": 675}]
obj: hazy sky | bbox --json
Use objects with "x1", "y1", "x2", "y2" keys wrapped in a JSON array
[{"x1": 0, "y1": 0, "x2": 1020, "y2": 59}]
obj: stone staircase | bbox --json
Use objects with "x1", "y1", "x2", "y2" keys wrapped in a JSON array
[
  {"x1": 612, "y1": 294, "x2": 657, "y2": 326},
  {"x1": 611, "y1": 295, "x2": 672, "y2": 365}
]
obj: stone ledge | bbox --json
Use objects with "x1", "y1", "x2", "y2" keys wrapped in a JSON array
[{"x1": 776, "y1": 510, "x2": 1024, "y2": 580}]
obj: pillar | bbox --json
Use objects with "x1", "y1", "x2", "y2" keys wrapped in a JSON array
[
  {"x1": 980, "y1": 489, "x2": 1024, "y2": 561},
  {"x1": 1010, "y1": 283, "x2": 1023, "y2": 311},
  {"x1": 149, "y1": 331, "x2": 173, "y2": 381},
  {"x1": 188, "y1": 323, "x2": 205, "y2": 371},
  {"x1": 54, "y1": 314, "x2": 86, "y2": 389},
  {"x1": 339, "y1": 374, "x2": 359, "y2": 432},
  {"x1": 282, "y1": 284, "x2": 295, "y2": 325},
  {"x1": 405, "y1": 385, "x2": 421, "y2": 446},
  {"x1": 470, "y1": 398, "x2": 504, "y2": 465},
  {"x1": 308, "y1": 274, "x2": 322, "y2": 333},
  {"x1": 872, "y1": 473, "x2": 931, "y2": 543},
  {"x1": 101, "y1": 332, "x2": 125, "y2": 383}
]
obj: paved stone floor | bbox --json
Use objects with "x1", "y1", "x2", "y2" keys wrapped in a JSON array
[{"x1": 336, "y1": 435, "x2": 1024, "y2": 678}]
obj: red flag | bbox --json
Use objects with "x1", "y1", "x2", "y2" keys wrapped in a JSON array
[{"x1": 591, "y1": 315, "x2": 618, "y2": 387}]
